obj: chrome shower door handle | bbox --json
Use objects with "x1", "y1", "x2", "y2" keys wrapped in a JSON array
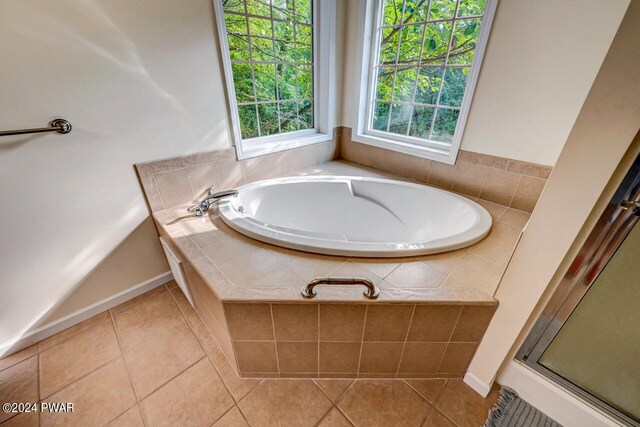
[{"x1": 301, "y1": 277, "x2": 380, "y2": 300}]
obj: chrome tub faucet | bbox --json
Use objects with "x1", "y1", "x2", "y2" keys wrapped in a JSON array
[{"x1": 187, "y1": 185, "x2": 238, "y2": 217}]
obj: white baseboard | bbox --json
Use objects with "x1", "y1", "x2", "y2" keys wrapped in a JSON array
[
  {"x1": 0, "y1": 271, "x2": 173, "y2": 358},
  {"x1": 497, "y1": 361, "x2": 622, "y2": 427},
  {"x1": 464, "y1": 372, "x2": 493, "y2": 397}
]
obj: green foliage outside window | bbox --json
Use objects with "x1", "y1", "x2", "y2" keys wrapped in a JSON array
[
  {"x1": 221, "y1": 0, "x2": 486, "y2": 144},
  {"x1": 372, "y1": 0, "x2": 486, "y2": 144},
  {"x1": 223, "y1": 0, "x2": 314, "y2": 140}
]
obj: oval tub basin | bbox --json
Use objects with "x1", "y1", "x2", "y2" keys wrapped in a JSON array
[{"x1": 217, "y1": 175, "x2": 492, "y2": 257}]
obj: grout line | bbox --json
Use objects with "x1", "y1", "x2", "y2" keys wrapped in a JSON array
[
  {"x1": 108, "y1": 313, "x2": 145, "y2": 426},
  {"x1": 507, "y1": 174, "x2": 523, "y2": 208},
  {"x1": 355, "y1": 305, "x2": 368, "y2": 379},
  {"x1": 434, "y1": 308, "x2": 464, "y2": 375},
  {"x1": 167, "y1": 288, "x2": 208, "y2": 356},
  {"x1": 395, "y1": 305, "x2": 417, "y2": 378},
  {"x1": 317, "y1": 304, "x2": 320, "y2": 375},
  {"x1": 269, "y1": 304, "x2": 281, "y2": 377}
]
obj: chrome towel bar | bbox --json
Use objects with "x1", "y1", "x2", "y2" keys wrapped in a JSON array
[
  {"x1": 0, "y1": 119, "x2": 72, "y2": 137},
  {"x1": 301, "y1": 277, "x2": 380, "y2": 300}
]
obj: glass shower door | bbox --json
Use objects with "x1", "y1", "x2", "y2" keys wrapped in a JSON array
[
  {"x1": 539, "y1": 219, "x2": 640, "y2": 422},
  {"x1": 518, "y1": 153, "x2": 640, "y2": 426}
]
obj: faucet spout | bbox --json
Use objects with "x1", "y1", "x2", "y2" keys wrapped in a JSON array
[{"x1": 187, "y1": 186, "x2": 238, "y2": 216}]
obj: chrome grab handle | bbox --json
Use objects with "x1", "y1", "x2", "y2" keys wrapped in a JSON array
[
  {"x1": 301, "y1": 277, "x2": 380, "y2": 300},
  {"x1": 187, "y1": 185, "x2": 238, "y2": 217}
]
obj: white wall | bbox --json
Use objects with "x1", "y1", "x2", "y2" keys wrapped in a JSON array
[
  {"x1": 342, "y1": 0, "x2": 629, "y2": 166},
  {"x1": 0, "y1": 0, "x2": 232, "y2": 347}
]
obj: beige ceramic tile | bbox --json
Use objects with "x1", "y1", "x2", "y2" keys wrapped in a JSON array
[
  {"x1": 1, "y1": 410, "x2": 39, "y2": 427},
  {"x1": 339, "y1": 380, "x2": 430, "y2": 426},
  {"x1": 386, "y1": 262, "x2": 447, "y2": 288},
  {"x1": 314, "y1": 379, "x2": 354, "y2": 402},
  {"x1": 475, "y1": 199, "x2": 507, "y2": 222},
  {"x1": 0, "y1": 345, "x2": 37, "y2": 372},
  {"x1": 0, "y1": 357, "x2": 38, "y2": 424},
  {"x1": 277, "y1": 342, "x2": 318, "y2": 374},
  {"x1": 452, "y1": 162, "x2": 488, "y2": 198},
  {"x1": 399, "y1": 343, "x2": 447, "y2": 374},
  {"x1": 319, "y1": 342, "x2": 361, "y2": 374},
  {"x1": 110, "y1": 286, "x2": 167, "y2": 317},
  {"x1": 242, "y1": 156, "x2": 267, "y2": 183},
  {"x1": 363, "y1": 305, "x2": 413, "y2": 342},
  {"x1": 213, "y1": 406, "x2": 249, "y2": 426},
  {"x1": 450, "y1": 305, "x2": 496, "y2": 342},
  {"x1": 318, "y1": 407, "x2": 353, "y2": 427},
  {"x1": 140, "y1": 358, "x2": 234, "y2": 427},
  {"x1": 238, "y1": 380, "x2": 332, "y2": 427},
  {"x1": 498, "y1": 208, "x2": 530, "y2": 229},
  {"x1": 438, "y1": 343, "x2": 478, "y2": 374},
  {"x1": 479, "y1": 168, "x2": 520, "y2": 206},
  {"x1": 434, "y1": 380, "x2": 500, "y2": 427},
  {"x1": 124, "y1": 322, "x2": 204, "y2": 399},
  {"x1": 38, "y1": 311, "x2": 112, "y2": 351},
  {"x1": 155, "y1": 168, "x2": 194, "y2": 208},
  {"x1": 457, "y1": 151, "x2": 509, "y2": 169},
  {"x1": 272, "y1": 304, "x2": 318, "y2": 341},
  {"x1": 169, "y1": 288, "x2": 219, "y2": 353},
  {"x1": 187, "y1": 162, "x2": 220, "y2": 199},
  {"x1": 217, "y1": 158, "x2": 245, "y2": 190},
  {"x1": 407, "y1": 156, "x2": 432, "y2": 183},
  {"x1": 40, "y1": 357, "x2": 136, "y2": 427},
  {"x1": 424, "y1": 409, "x2": 456, "y2": 427},
  {"x1": 233, "y1": 341, "x2": 278, "y2": 373},
  {"x1": 224, "y1": 303, "x2": 274, "y2": 341},
  {"x1": 209, "y1": 349, "x2": 260, "y2": 401},
  {"x1": 39, "y1": 319, "x2": 120, "y2": 398},
  {"x1": 506, "y1": 159, "x2": 552, "y2": 179},
  {"x1": 319, "y1": 304, "x2": 366, "y2": 341},
  {"x1": 113, "y1": 292, "x2": 184, "y2": 351},
  {"x1": 428, "y1": 162, "x2": 456, "y2": 190},
  {"x1": 470, "y1": 221, "x2": 521, "y2": 265},
  {"x1": 404, "y1": 379, "x2": 447, "y2": 403},
  {"x1": 421, "y1": 249, "x2": 469, "y2": 275},
  {"x1": 264, "y1": 152, "x2": 286, "y2": 179},
  {"x1": 270, "y1": 247, "x2": 346, "y2": 282},
  {"x1": 448, "y1": 255, "x2": 504, "y2": 295},
  {"x1": 248, "y1": 263, "x2": 307, "y2": 289},
  {"x1": 510, "y1": 175, "x2": 546, "y2": 212},
  {"x1": 353, "y1": 258, "x2": 401, "y2": 279},
  {"x1": 407, "y1": 305, "x2": 462, "y2": 342},
  {"x1": 217, "y1": 247, "x2": 281, "y2": 287},
  {"x1": 190, "y1": 147, "x2": 236, "y2": 165},
  {"x1": 359, "y1": 343, "x2": 403, "y2": 374},
  {"x1": 105, "y1": 405, "x2": 144, "y2": 427}
]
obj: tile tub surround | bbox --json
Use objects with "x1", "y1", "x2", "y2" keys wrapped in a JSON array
[
  {"x1": 0, "y1": 286, "x2": 501, "y2": 426},
  {"x1": 135, "y1": 133, "x2": 340, "y2": 213},
  {"x1": 340, "y1": 128, "x2": 552, "y2": 213},
  {"x1": 147, "y1": 161, "x2": 534, "y2": 379}
]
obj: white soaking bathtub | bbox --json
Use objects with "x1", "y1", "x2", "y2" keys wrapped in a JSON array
[{"x1": 217, "y1": 175, "x2": 492, "y2": 257}]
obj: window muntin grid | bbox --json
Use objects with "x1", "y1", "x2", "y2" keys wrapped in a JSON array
[
  {"x1": 222, "y1": 0, "x2": 314, "y2": 141},
  {"x1": 368, "y1": 0, "x2": 487, "y2": 145}
]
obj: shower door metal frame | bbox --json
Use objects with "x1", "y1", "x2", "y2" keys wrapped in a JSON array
[{"x1": 517, "y1": 152, "x2": 640, "y2": 427}]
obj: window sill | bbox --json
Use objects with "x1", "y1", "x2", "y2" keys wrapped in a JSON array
[
  {"x1": 351, "y1": 132, "x2": 457, "y2": 165},
  {"x1": 236, "y1": 132, "x2": 334, "y2": 160}
]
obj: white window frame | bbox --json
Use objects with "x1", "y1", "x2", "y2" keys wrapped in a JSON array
[
  {"x1": 213, "y1": 0, "x2": 337, "y2": 160},
  {"x1": 351, "y1": 0, "x2": 498, "y2": 164}
]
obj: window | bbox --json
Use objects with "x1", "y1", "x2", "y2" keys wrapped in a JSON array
[
  {"x1": 353, "y1": 0, "x2": 496, "y2": 164},
  {"x1": 214, "y1": 0, "x2": 336, "y2": 159}
]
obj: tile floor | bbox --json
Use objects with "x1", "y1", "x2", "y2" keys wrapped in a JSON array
[{"x1": 0, "y1": 283, "x2": 499, "y2": 427}]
